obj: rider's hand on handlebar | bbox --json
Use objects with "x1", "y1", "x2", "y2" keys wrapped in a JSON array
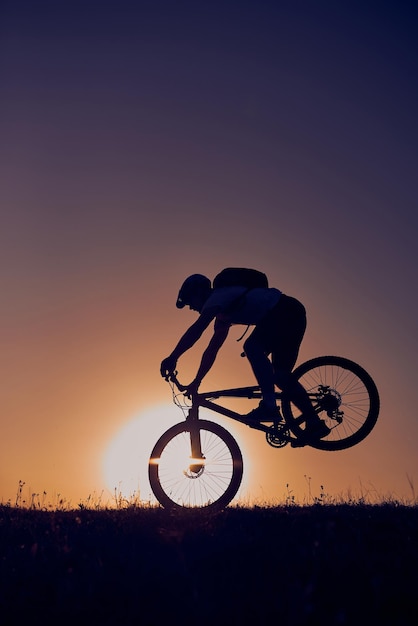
[{"x1": 160, "y1": 356, "x2": 177, "y2": 378}]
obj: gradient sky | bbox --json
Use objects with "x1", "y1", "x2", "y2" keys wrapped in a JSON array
[{"x1": 1, "y1": 1, "x2": 417, "y2": 507}]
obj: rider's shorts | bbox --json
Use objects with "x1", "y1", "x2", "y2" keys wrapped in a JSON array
[{"x1": 245, "y1": 294, "x2": 307, "y2": 372}]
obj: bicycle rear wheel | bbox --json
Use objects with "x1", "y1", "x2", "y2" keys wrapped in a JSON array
[
  {"x1": 149, "y1": 419, "x2": 243, "y2": 511},
  {"x1": 281, "y1": 356, "x2": 380, "y2": 451}
]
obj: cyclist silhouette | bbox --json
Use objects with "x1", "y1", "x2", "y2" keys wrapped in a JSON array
[{"x1": 160, "y1": 272, "x2": 330, "y2": 443}]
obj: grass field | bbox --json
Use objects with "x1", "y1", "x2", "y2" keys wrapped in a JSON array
[{"x1": 0, "y1": 502, "x2": 417, "y2": 625}]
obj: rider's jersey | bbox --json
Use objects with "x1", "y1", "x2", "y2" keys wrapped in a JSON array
[{"x1": 202, "y1": 287, "x2": 281, "y2": 325}]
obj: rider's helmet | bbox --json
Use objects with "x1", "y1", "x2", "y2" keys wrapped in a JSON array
[{"x1": 176, "y1": 274, "x2": 211, "y2": 309}]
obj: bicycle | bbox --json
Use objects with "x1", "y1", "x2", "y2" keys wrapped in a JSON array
[{"x1": 148, "y1": 355, "x2": 380, "y2": 511}]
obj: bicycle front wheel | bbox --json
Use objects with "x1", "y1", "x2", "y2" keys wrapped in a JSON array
[
  {"x1": 281, "y1": 356, "x2": 380, "y2": 451},
  {"x1": 148, "y1": 419, "x2": 243, "y2": 511}
]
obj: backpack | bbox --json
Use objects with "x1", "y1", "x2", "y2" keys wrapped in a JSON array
[
  {"x1": 212, "y1": 267, "x2": 269, "y2": 290},
  {"x1": 212, "y1": 268, "x2": 269, "y2": 341}
]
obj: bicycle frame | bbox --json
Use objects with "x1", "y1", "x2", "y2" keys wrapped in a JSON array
[
  {"x1": 166, "y1": 367, "x2": 356, "y2": 458},
  {"x1": 169, "y1": 374, "x2": 290, "y2": 438}
]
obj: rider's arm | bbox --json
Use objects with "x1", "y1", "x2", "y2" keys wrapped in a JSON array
[
  {"x1": 192, "y1": 317, "x2": 230, "y2": 387},
  {"x1": 168, "y1": 308, "x2": 218, "y2": 361}
]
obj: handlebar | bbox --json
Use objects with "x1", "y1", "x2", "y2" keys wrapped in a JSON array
[{"x1": 165, "y1": 371, "x2": 188, "y2": 393}]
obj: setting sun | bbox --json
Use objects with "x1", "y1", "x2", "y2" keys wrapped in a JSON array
[
  {"x1": 102, "y1": 404, "x2": 180, "y2": 503},
  {"x1": 102, "y1": 402, "x2": 252, "y2": 507}
]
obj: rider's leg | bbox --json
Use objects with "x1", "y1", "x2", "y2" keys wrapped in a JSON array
[
  {"x1": 243, "y1": 296, "x2": 299, "y2": 412},
  {"x1": 267, "y1": 295, "x2": 328, "y2": 430},
  {"x1": 274, "y1": 368, "x2": 319, "y2": 423},
  {"x1": 243, "y1": 333, "x2": 276, "y2": 409},
  {"x1": 274, "y1": 366, "x2": 330, "y2": 444}
]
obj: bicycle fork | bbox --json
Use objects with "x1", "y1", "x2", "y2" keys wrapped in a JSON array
[{"x1": 186, "y1": 405, "x2": 205, "y2": 473}]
